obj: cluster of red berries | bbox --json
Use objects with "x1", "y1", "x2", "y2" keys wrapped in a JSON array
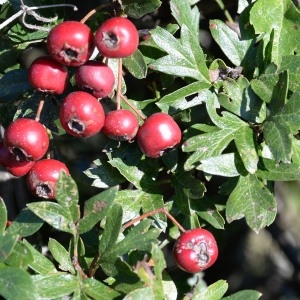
[{"x1": 0, "y1": 16, "x2": 182, "y2": 200}]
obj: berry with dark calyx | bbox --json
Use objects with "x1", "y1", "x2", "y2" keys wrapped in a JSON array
[
  {"x1": 59, "y1": 91, "x2": 105, "y2": 138},
  {"x1": 95, "y1": 17, "x2": 139, "y2": 58},
  {"x1": 0, "y1": 141, "x2": 35, "y2": 177},
  {"x1": 173, "y1": 228, "x2": 218, "y2": 273},
  {"x1": 47, "y1": 21, "x2": 95, "y2": 67},
  {"x1": 75, "y1": 61, "x2": 115, "y2": 99},
  {"x1": 102, "y1": 109, "x2": 139, "y2": 141},
  {"x1": 4, "y1": 118, "x2": 49, "y2": 162},
  {"x1": 28, "y1": 56, "x2": 68, "y2": 94},
  {"x1": 26, "y1": 159, "x2": 70, "y2": 199},
  {"x1": 136, "y1": 112, "x2": 181, "y2": 158}
]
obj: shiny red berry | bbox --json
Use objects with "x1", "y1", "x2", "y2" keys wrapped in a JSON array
[
  {"x1": 0, "y1": 141, "x2": 35, "y2": 177},
  {"x1": 173, "y1": 228, "x2": 218, "y2": 273},
  {"x1": 4, "y1": 118, "x2": 49, "y2": 161},
  {"x1": 28, "y1": 56, "x2": 68, "y2": 94},
  {"x1": 102, "y1": 109, "x2": 139, "y2": 141},
  {"x1": 59, "y1": 91, "x2": 105, "y2": 138},
  {"x1": 26, "y1": 159, "x2": 70, "y2": 199},
  {"x1": 95, "y1": 17, "x2": 139, "y2": 58},
  {"x1": 47, "y1": 21, "x2": 95, "y2": 67},
  {"x1": 75, "y1": 61, "x2": 115, "y2": 99},
  {"x1": 136, "y1": 113, "x2": 181, "y2": 158}
]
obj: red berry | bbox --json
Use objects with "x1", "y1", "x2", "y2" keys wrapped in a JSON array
[
  {"x1": 102, "y1": 109, "x2": 139, "y2": 141},
  {"x1": 6, "y1": 221, "x2": 12, "y2": 228},
  {"x1": 0, "y1": 141, "x2": 35, "y2": 177},
  {"x1": 28, "y1": 56, "x2": 68, "y2": 94},
  {"x1": 95, "y1": 17, "x2": 139, "y2": 58},
  {"x1": 4, "y1": 118, "x2": 49, "y2": 161},
  {"x1": 59, "y1": 91, "x2": 105, "y2": 138},
  {"x1": 173, "y1": 228, "x2": 218, "y2": 273},
  {"x1": 75, "y1": 61, "x2": 115, "y2": 98},
  {"x1": 47, "y1": 21, "x2": 95, "y2": 67},
  {"x1": 136, "y1": 113, "x2": 181, "y2": 158},
  {"x1": 26, "y1": 159, "x2": 70, "y2": 199}
]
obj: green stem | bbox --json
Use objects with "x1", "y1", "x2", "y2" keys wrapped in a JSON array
[
  {"x1": 215, "y1": 0, "x2": 234, "y2": 23},
  {"x1": 73, "y1": 231, "x2": 87, "y2": 278}
]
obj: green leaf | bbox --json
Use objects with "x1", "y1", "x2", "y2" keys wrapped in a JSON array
[
  {"x1": 149, "y1": 26, "x2": 210, "y2": 82},
  {"x1": 184, "y1": 94, "x2": 258, "y2": 172},
  {"x1": 193, "y1": 197, "x2": 225, "y2": 229},
  {"x1": 4, "y1": 240, "x2": 33, "y2": 268},
  {"x1": 250, "y1": 0, "x2": 300, "y2": 66},
  {"x1": 101, "y1": 219, "x2": 160, "y2": 262},
  {"x1": 250, "y1": 66, "x2": 279, "y2": 103},
  {"x1": 219, "y1": 76, "x2": 266, "y2": 123},
  {"x1": 172, "y1": 169, "x2": 206, "y2": 215},
  {"x1": 48, "y1": 238, "x2": 75, "y2": 274},
  {"x1": 82, "y1": 278, "x2": 121, "y2": 300},
  {"x1": 23, "y1": 240, "x2": 57, "y2": 275},
  {"x1": 55, "y1": 172, "x2": 80, "y2": 223},
  {"x1": 234, "y1": 126, "x2": 259, "y2": 174},
  {"x1": 32, "y1": 273, "x2": 78, "y2": 299},
  {"x1": 8, "y1": 23, "x2": 48, "y2": 42},
  {"x1": 123, "y1": 49, "x2": 147, "y2": 79},
  {"x1": 124, "y1": 287, "x2": 153, "y2": 300},
  {"x1": 0, "y1": 198, "x2": 7, "y2": 234},
  {"x1": 193, "y1": 279, "x2": 228, "y2": 300},
  {"x1": 0, "y1": 267, "x2": 36, "y2": 300},
  {"x1": 257, "y1": 157, "x2": 300, "y2": 181},
  {"x1": 0, "y1": 69, "x2": 32, "y2": 102},
  {"x1": 222, "y1": 289, "x2": 262, "y2": 300},
  {"x1": 156, "y1": 82, "x2": 210, "y2": 114},
  {"x1": 263, "y1": 119, "x2": 292, "y2": 163},
  {"x1": 170, "y1": 0, "x2": 200, "y2": 37},
  {"x1": 99, "y1": 204, "x2": 123, "y2": 255},
  {"x1": 27, "y1": 202, "x2": 76, "y2": 234},
  {"x1": 199, "y1": 153, "x2": 245, "y2": 178},
  {"x1": 110, "y1": 258, "x2": 144, "y2": 294},
  {"x1": 280, "y1": 55, "x2": 300, "y2": 92},
  {"x1": 6, "y1": 208, "x2": 43, "y2": 237},
  {"x1": 107, "y1": 146, "x2": 158, "y2": 192},
  {"x1": 123, "y1": 0, "x2": 162, "y2": 19},
  {"x1": 115, "y1": 189, "x2": 165, "y2": 225},
  {"x1": 151, "y1": 244, "x2": 167, "y2": 299},
  {"x1": 267, "y1": 71, "x2": 289, "y2": 116},
  {"x1": 270, "y1": 90, "x2": 300, "y2": 131},
  {"x1": 209, "y1": 19, "x2": 253, "y2": 66},
  {"x1": 84, "y1": 158, "x2": 126, "y2": 188},
  {"x1": 78, "y1": 186, "x2": 118, "y2": 234},
  {"x1": 226, "y1": 174, "x2": 277, "y2": 233},
  {"x1": 0, "y1": 234, "x2": 18, "y2": 262}
]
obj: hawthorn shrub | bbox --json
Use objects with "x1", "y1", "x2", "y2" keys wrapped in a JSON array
[{"x1": 0, "y1": 0, "x2": 300, "y2": 299}]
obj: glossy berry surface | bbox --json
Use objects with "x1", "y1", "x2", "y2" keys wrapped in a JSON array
[
  {"x1": 47, "y1": 21, "x2": 95, "y2": 67},
  {"x1": 173, "y1": 228, "x2": 218, "y2": 273},
  {"x1": 59, "y1": 91, "x2": 105, "y2": 138},
  {"x1": 28, "y1": 56, "x2": 68, "y2": 94},
  {"x1": 0, "y1": 141, "x2": 35, "y2": 177},
  {"x1": 75, "y1": 61, "x2": 115, "y2": 98},
  {"x1": 102, "y1": 109, "x2": 139, "y2": 141},
  {"x1": 95, "y1": 17, "x2": 139, "y2": 58},
  {"x1": 137, "y1": 113, "x2": 181, "y2": 158},
  {"x1": 26, "y1": 159, "x2": 69, "y2": 199},
  {"x1": 4, "y1": 118, "x2": 49, "y2": 161}
]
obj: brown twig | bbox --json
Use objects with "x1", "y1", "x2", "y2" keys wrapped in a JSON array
[
  {"x1": 116, "y1": 58, "x2": 123, "y2": 110},
  {"x1": 80, "y1": 3, "x2": 113, "y2": 24},
  {"x1": 35, "y1": 97, "x2": 45, "y2": 122},
  {"x1": 122, "y1": 207, "x2": 186, "y2": 233},
  {"x1": 120, "y1": 94, "x2": 147, "y2": 121}
]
